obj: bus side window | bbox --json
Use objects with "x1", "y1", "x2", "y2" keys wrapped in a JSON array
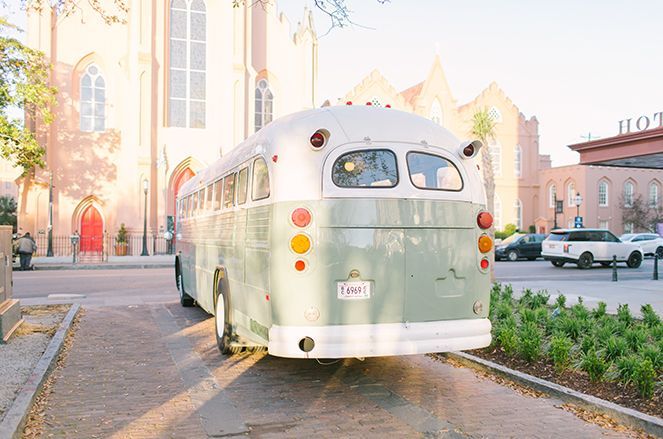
[
  {"x1": 252, "y1": 157, "x2": 270, "y2": 200},
  {"x1": 206, "y1": 184, "x2": 213, "y2": 213},
  {"x1": 187, "y1": 195, "x2": 193, "y2": 218},
  {"x1": 237, "y1": 167, "x2": 248, "y2": 205},
  {"x1": 192, "y1": 192, "x2": 198, "y2": 217},
  {"x1": 213, "y1": 179, "x2": 222, "y2": 210},
  {"x1": 223, "y1": 174, "x2": 236, "y2": 209}
]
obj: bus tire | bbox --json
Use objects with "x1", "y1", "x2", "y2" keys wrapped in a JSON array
[
  {"x1": 214, "y1": 270, "x2": 235, "y2": 355},
  {"x1": 176, "y1": 258, "x2": 194, "y2": 307}
]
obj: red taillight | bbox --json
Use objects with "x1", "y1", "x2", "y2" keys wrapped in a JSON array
[
  {"x1": 564, "y1": 244, "x2": 569, "y2": 253},
  {"x1": 477, "y1": 211, "x2": 493, "y2": 229},
  {"x1": 295, "y1": 260, "x2": 306, "y2": 272},
  {"x1": 385, "y1": 104, "x2": 391, "y2": 108},
  {"x1": 310, "y1": 132, "x2": 325, "y2": 149},
  {"x1": 292, "y1": 208, "x2": 312, "y2": 228},
  {"x1": 366, "y1": 102, "x2": 372, "y2": 106},
  {"x1": 480, "y1": 258, "x2": 489, "y2": 270},
  {"x1": 346, "y1": 101, "x2": 353, "y2": 105}
]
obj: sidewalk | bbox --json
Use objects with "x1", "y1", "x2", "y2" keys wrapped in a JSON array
[{"x1": 18, "y1": 255, "x2": 174, "y2": 271}]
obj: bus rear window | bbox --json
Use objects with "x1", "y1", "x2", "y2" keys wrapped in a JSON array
[
  {"x1": 407, "y1": 152, "x2": 462, "y2": 191},
  {"x1": 332, "y1": 149, "x2": 398, "y2": 188},
  {"x1": 548, "y1": 232, "x2": 569, "y2": 241}
]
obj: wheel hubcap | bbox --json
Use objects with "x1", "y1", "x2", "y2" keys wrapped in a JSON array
[
  {"x1": 509, "y1": 252, "x2": 517, "y2": 261},
  {"x1": 216, "y1": 295, "x2": 225, "y2": 338}
]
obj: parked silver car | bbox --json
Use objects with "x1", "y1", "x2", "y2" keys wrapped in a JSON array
[{"x1": 619, "y1": 233, "x2": 663, "y2": 258}]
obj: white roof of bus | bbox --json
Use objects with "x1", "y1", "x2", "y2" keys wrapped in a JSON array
[{"x1": 180, "y1": 105, "x2": 463, "y2": 195}]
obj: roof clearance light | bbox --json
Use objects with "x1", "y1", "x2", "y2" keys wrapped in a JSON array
[
  {"x1": 366, "y1": 102, "x2": 372, "y2": 106},
  {"x1": 310, "y1": 131, "x2": 326, "y2": 149},
  {"x1": 385, "y1": 104, "x2": 391, "y2": 108},
  {"x1": 477, "y1": 211, "x2": 493, "y2": 229},
  {"x1": 346, "y1": 101, "x2": 353, "y2": 105},
  {"x1": 478, "y1": 235, "x2": 493, "y2": 253},
  {"x1": 291, "y1": 234, "x2": 311, "y2": 254},
  {"x1": 463, "y1": 144, "x2": 475, "y2": 157},
  {"x1": 292, "y1": 208, "x2": 312, "y2": 228}
]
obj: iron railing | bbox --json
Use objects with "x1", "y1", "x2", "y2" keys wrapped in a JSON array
[{"x1": 32, "y1": 233, "x2": 174, "y2": 258}]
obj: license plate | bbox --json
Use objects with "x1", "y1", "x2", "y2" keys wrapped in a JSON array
[{"x1": 337, "y1": 281, "x2": 371, "y2": 300}]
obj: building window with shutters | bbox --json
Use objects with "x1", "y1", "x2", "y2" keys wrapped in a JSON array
[
  {"x1": 548, "y1": 184, "x2": 557, "y2": 208},
  {"x1": 514, "y1": 145, "x2": 522, "y2": 178},
  {"x1": 488, "y1": 140, "x2": 501, "y2": 176},
  {"x1": 567, "y1": 181, "x2": 576, "y2": 207},
  {"x1": 255, "y1": 79, "x2": 273, "y2": 132},
  {"x1": 624, "y1": 181, "x2": 635, "y2": 207},
  {"x1": 80, "y1": 64, "x2": 106, "y2": 132},
  {"x1": 168, "y1": 0, "x2": 206, "y2": 128},
  {"x1": 649, "y1": 182, "x2": 659, "y2": 207}
]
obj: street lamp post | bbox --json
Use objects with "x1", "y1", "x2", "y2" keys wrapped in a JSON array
[
  {"x1": 575, "y1": 192, "x2": 583, "y2": 227},
  {"x1": 141, "y1": 179, "x2": 149, "y2": 256},
  {"x1": 46, "y1": 171, "x2": 53, "y2": 257}
]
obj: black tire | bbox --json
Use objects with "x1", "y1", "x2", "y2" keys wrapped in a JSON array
[
  {"x1": 600, "y1": 262, "x2": 611, "y2": 267},
  {"x1": 551, "y1": 260, "x2": 565, "y2": 267},
  {"x1": 627, "y1": 251, "x2": 643, "y2": 268},
  {"x1": 214, "y1": 271, "x2": 240, "y2": 355},
  {"x1": 507, "y1": 250, "x2": 519, "y2": 262},
  {"x1": 656, "y1": 247, "x2": 663, "y2": 259},
  {"x1": 176, "y1": 259, "x2": 194, "y2": 307},
  {"x1": 577, "y1": 252, "x2": 594, "y2": 269}
]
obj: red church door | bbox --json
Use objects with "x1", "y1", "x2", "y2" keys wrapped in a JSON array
[{"x1": 80, "y1": 205, "x2": 103, "y2": 253}]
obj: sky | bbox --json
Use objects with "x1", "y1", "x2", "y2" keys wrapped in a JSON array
[
  {"x1": 3, "y1": 1, "x2": 662, "y2": 166},
  {"x1": 278, "y1": 0, "x2": 663, "y2": 166}
]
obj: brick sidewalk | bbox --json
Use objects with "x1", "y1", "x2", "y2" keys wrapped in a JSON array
[{"x1": 32, "y1": 304, "x2": 629, "y2": 438}]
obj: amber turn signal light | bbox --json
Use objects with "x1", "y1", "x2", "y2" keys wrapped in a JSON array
[
  {"x1": 290, "y1": 234, "x2": 311, "y2": 254},
  {"x1": 478, "y1": 235, "x2": 492, "y2": 253}
]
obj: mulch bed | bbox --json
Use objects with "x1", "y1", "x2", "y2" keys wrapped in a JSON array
[{"x1": 470, "y1": 346, "x2": 663, "y2": 419}]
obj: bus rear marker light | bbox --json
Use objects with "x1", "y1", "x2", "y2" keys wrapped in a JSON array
[
  {"x1": 291, "y1": 208, "x2": 312, "y2": 228},
  {"x1": 477, "y1": 211, "x2": 493, "y2": 229},
  {"x1": 290, "y1": 234, "x2": 311, "y2": 254},
  {"x1": 478, "y1": 235, "x2": 492, "y2": 253},
  {"x1": 295, "y1": 260, "x2": 306, "y2": 272},
  {"x1": 473, "y1": 301, "x2": 483, "y2": 315}
]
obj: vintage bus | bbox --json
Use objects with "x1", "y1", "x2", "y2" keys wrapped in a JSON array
[{"x1": 175, "y1": 105, "x2": 493, "y2": 359}]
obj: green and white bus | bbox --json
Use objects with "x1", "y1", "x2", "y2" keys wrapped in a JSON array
[{"x1": 175, "y1": 105, "x2": 494, "y2": 359}]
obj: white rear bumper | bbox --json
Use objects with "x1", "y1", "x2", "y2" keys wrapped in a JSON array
[{"x1": 268, "y1": 318, "x2": 492, "y2": 359}]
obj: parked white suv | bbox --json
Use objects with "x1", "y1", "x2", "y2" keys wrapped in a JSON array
[
  {"x1": 619, "y1": 233, "x2": 663, "y2": 258},
  {"x1": 542, "y1": 229, "x2": 643, "y2": 269}
]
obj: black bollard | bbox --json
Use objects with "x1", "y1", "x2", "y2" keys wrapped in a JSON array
[
  {"x1": 612, "y1": 255, "x2": 618, "y2": 282},
  {"x1": 654, "y1": 255, "x2": 659, "y2": 280}
]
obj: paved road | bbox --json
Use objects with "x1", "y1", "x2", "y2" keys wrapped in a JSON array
[
  {"x1": 13, "y1": 268, "x2": 177, "y2": 306},
  {"x1": 495, "y1": 259, "x2": 663, "y2": 315},
  {"x1": 30, "y1": 303, "x2": 626, "y2": 438}
]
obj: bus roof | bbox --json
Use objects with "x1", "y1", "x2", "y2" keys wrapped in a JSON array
[{"x1": 180, "y1": 105, "x2": 465, "y2": 197}]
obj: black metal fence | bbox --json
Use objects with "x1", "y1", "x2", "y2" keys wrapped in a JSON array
[{"x1": 32, "y1": 234, "x2": 174, "y2": 258}]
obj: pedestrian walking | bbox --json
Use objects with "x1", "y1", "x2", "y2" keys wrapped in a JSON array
[{"x1": 17, "y1": 232, "x2": 37, "y2": 271}]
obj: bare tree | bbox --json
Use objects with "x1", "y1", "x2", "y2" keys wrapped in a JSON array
[{"x1": 620, "y1": 194, "x2": 661, "y2": 232}]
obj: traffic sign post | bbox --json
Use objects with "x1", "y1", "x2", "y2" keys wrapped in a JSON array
[{"x1": 574, "y1": 216, "x2": 583, "y2": 228}]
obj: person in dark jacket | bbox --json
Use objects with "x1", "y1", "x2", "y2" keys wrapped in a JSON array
[{"x1": 17, "y1": 232, "x2": 37, "y2": 271}]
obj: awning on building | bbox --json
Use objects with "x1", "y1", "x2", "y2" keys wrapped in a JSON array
[{"x1": 568, "y1": 127, "x2": 663, "y2": 169}]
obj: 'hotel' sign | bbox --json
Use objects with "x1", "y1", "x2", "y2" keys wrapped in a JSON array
[{"x1": 619, "y1": 112, "x2": 663, "y2": 134}]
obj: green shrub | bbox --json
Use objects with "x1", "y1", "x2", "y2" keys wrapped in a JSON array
[
  {"x1": 494, "y1": 301, "x2": 513, "y2": 322},
  {"x1": 594, "y1": 324, "x2": 615, "y2": 347},
  {"x1": 517, "y1": 322, "x2": 543, "y2": 362},
  {"x1": 571, "y1": 300, "x2": 590, "y2": 321},
  {"x1": 549, "y1": 334, "x2": 573, "y2": 373},
  {"x1": 556, "y1": 315, "x2": 583, "y2": 341},
  {"x1": 520, "y1": 308, "x2": 537, "y2": 324},
  {"x1": 535, "y1": 307, "x2": 549, "y2": 327},
  {"x1": 519, "y1": 289, "x2": 533, "y2": 307},
  {"x1": 640, "y1": 344, "x2": 662, "y2": 371},
  {"x1": 496, "y1": 325, "x2": 518, "y2": 355},
  {"x1": 603, "y1": 336, "x2": 628, "y2": 361},
  {"x1": 554, "y1": 294, "x2": 567, "y2": 309},
  {"x1": 592, "y1": 302, "x2": 607, "y2": 319},
  {"x1": 490, "y1": 283, "x2": 502, "y2": 307},
  {"x1": 617, "y1": 304, "x2": 633, "y2": 326},
  {"x1": 579, "y1": 350, "x2": 609, "y2": 382},
  {"x1": 580, "y1": 335, "x2": 597, "y2": 355},
  {"x1": 501, "y1": 284, "x2": 514, "y2": 303},
  {"x1": 633, "y1": 359, "x2": 656, "y2": 398},
  {"x1": 641, "y1": 304, "x2": 661, "y2": 328},
  {"x1": 530, "y1": 291, "x2": 550, "y2": 309},
  {"x1": 624, "y1": 327, "x2": 648, "y2": 352},
  {"x1": 615, "y1": 355, "x2": 639, "y2": 384},
  {"x1": 652, "y1": 324, "x2": 663, "y2": 341}
]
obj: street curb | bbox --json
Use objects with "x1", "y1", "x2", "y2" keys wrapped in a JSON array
[
  {"x1": 444, "y1": 351, "x2": 663, "y2": 437},
  {"x1": 0, "y1": 303, "x2": 81, "y2": 439},
  {"x1": 29, "y1": 264, "x2": 172, "y2": 271}
]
